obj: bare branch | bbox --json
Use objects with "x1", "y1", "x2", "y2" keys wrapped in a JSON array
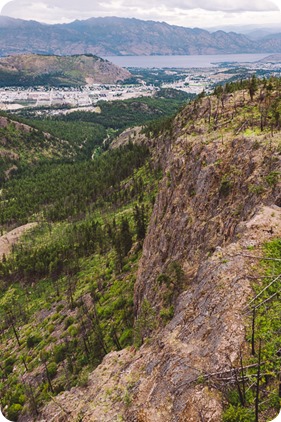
[{"x1": 244, "y1": 273, "x2": 281, "y2": 310}]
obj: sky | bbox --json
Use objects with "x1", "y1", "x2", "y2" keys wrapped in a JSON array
[{"x1": 0, "y1": 0, "x2": 281, "y2": 28}]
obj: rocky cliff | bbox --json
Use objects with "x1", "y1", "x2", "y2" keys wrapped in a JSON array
[{"x1": 33, "y1": 88, "x2": 281, "y2": 421}]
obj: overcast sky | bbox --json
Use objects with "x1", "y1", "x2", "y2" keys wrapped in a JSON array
[{"x1": 0, "y1": 0, "x2": 281, "y2": 28}]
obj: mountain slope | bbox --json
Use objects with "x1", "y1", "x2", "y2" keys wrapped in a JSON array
[
  {"x1": 0, "y1": 16, "x2": 262, "y2": 56},
  {"x1": 37, "y1": 83, "x2": 281, "y2": 421},
  {"x1": 0, "y1": 114, "x2": 78, "y2": 184},
  {"x1": 0, "y1": 53, "x2": 131, "y2": 86},
  {"x1": 258, "y1": 33, "x2": 281, "y2": 54},
  {"x1": 39, "y1": 206, "x2": 281, "y2": 422},
  {"x1": 1, "y1": 80, "x2": 281, "y2": 421}
]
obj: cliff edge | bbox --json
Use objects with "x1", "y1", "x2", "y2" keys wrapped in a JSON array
[{"x1": 35, "y1": 86, "x2": 281, "y2": 422}]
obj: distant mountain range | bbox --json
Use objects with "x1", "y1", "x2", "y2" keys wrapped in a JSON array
[
  {"x1": 0, "y1": 16, "x2": 281, "y2": 57},
  {"x1": 0, "y1": 54, "x2": 131, "y2": 86},
  {"x1": 208, "y1": 24, "x2": 281, "y2": 41}
]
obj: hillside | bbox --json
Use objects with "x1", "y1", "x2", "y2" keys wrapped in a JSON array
[
  {"x1": 0, "y1": 114, "x2": 79, "y2": 184},
  {"x1": 0, "y1": 16, "x2": 268, "y2": 57},
  {"x1": 0, "y1": 79, "x2": 281, "y2": 421},
  {"x1": 259, "y1": 33, "x2": 281, "y2": 54},
  {"x1": 0, "y1": 53, "x2": 131, "y2": 87},
  {"x1": 258, "y1": 53, "x2": 281, "y2": 63}
]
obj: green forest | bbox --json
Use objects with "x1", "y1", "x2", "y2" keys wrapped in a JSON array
[
  {"x1": 18, "y1": 94, "x2": 189, "y2": 129},
  {"x1": 0, "y1": 138, "x2": 161, "y2": 420}
]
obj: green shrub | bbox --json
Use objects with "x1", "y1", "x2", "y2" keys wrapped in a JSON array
[
  {"x1": 134, "y1": 299, "x2": 156, "y2": 347},
  {"x1": 53, "y1": 344, "x2": 67, "y2": 363},
  {"x1": 26, "y1": 335, "x2": 41, "y2": 349},
  {"x1": 77, "y1": 368, "x2": 89, "y2": 387},
  {"x1": 4, "y1": 364, "x2": 14, "y2": 376},
  {"x1": 7, "y1": 403, "x2": 23, "y2": 421},
  {"x1": 10, "y1": 385, "x2": 26, "y2": 406},
  {"x1": 226, "y1": 389, "x2": 241, "y2": 406},
  {"x1": 53, "y1": 376, "x2": 66, "y2": 394},
  {"x1": 157, "y1": 273, "x2": 170, "y2": 285},
  {"x1": 223, "y1": 405, "x2": 255, "y2": 422},
  {"x1": 160, "y1": 306, "x2": 174, "y2": 322},
  {"x1": 56, "y1": 304, "x2": 64, "y2": 312},
  {"x1": 265, "y1": 171, "x2": 280, "y2": 187},
  {"x1": 219, "y1": 175, "x2": 233, "y2": 197},
  {"x1": 5, "y1": 357, "x2": 16, "y2": 367},
  {"x1": 47, "y1": 324, "x2": 55, "y2": 334},
  {"x1": 47, "y1": 362, "x2": 57, "y2": 379},
  {"x1": 64, "y1": 316, "x2": 75, "y2": 329},
  {"x1": 119, "y1": 328, "x2": 133, "y2": 347},
  {"x1": 248, "y1": 184, "x2": 265, "y2": 195},
  {"x1": 67, "y1": 325, "x2": 78, "y2": 336},
  {"x1": 51, "y1": 313, "x2": 60, "y2": 321}
]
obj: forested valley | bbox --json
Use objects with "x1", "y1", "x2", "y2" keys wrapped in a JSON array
[{"x1": 0, "y1": 93, "x2": 177, "y2": 420}]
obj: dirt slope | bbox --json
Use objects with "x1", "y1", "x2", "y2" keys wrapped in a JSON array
[{"x1": 0, "y1": 223, "x2": 37, "y2": 260}]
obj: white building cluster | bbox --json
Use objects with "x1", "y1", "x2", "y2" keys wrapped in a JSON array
[{"x1": 0, "y1": 84, "x2": 155, "y2": 111}]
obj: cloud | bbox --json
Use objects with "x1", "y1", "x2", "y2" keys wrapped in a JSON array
[
  {"x1": 121, "y1": 0, "x2": 278, "y2": 12},
  {"x1": 0, "y1": 0, "x2": 280, "y2": 25},
  {"x1": 176, "y1": 0, "x2": 278, "y2": 12}
]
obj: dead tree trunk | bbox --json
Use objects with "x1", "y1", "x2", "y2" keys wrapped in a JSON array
[{"x1": 255, "y1": 340, "x2": 262, "y2": 422}]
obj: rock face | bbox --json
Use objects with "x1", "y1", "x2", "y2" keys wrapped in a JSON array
[
  {"x1": 135, "y1": 127, "x2": 279, "y2": 314},
  {"x1": 33, "y1": 92, "x2": 281, "y2": 421},
  {"x1": 0, "y1": 53, "x2": 131, "y2": 86}
]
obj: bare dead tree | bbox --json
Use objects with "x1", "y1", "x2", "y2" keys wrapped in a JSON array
[
  {"x1": 239, "y1": 348, "x2": 246, "y2": 405},
  {"x1": 24, "y1": 382, "x2": 39, "y2": 417},
  {"x1": 252, "y1": 307, "x2": 256, "y2": 356},
  {"x1": 255, "y1": 339, "x2": 262, "y2": 422}
]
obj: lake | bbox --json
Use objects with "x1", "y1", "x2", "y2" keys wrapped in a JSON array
[{"x1": 103, "y1": 53, "x2": 270, "y2": 68}]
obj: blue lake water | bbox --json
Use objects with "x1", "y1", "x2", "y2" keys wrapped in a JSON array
[{"x1": 104, "y1": 53, "x2": 270, "y2": 68}]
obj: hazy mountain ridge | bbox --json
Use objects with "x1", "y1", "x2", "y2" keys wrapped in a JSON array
[{"x1": 0, "y1": 16, "x2": 280, "y2": 56}]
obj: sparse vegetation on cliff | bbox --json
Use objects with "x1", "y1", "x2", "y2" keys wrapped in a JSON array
[{"x1": 222, "y1": 238, "x2": 281, "y2": 422}]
